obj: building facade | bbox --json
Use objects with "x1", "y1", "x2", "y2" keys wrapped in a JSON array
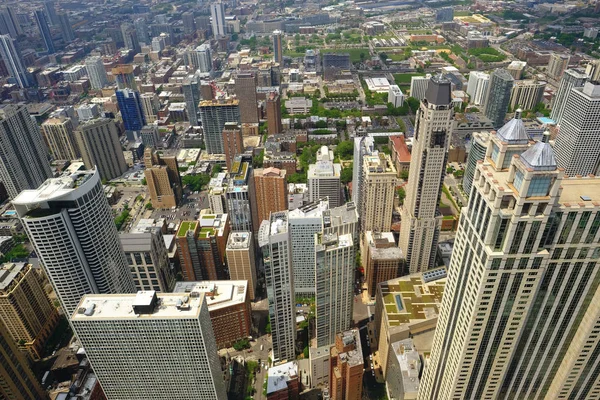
[
  {"x1": 226, "y1": 232, "x2": 258, "y2": 300},
  {"x1": 235, "y1": 73, "x2": 259, "y2": 124},
  {"x1": 308, "y1": 146, "x2": 342, "y2": 208},
  {"x1": 360, "y1": 153, "x2": 397, "y2": 232},
  {"x1": 85, "y1": 56, "x2": 109, "y2": 90},
  {"x1": 550, "y1": 68, "x2": 588, "y2": 125},
  {"x1": 222, "y1": 122, "x2": 243, "y2": 170},
  {"x1": 199, "y1": 99, "x2": 241, "y2": 154},
  {"x1": 266, "y1": 92, "x2": 283, "y2": 135},
  {"x1": 483, "y1": 69, "x2": 514, "y2": 128},
  {"x1": 252, "y1": 167, "x2": 288, "y2": 233},
  {"x1": 41, "y1": 117, "x2": 80, "y2": 160}
]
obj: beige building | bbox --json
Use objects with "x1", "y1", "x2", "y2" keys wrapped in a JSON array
[
  {"x1": 308, "y1": 146, "x2": 342, "y2": 208},
  {"x1": 360, "y1": 153, "x2": 397, "y2": 233},
  {"x1": 75, "y1": 118, "x2": 128, "y2": 181},
  {"x1": 226, "y1": 231, "x2": 258, "y2": 300},
  {"x1": 509, "y1": 80, "x2": 546, "y2": 111},
  {"x1": 374, "y1": 269, "x2": 445, "y2": 379},
  {"x1": 0, "y1": 263, "x2": 59, "y2": 360},
  {"x1": 144, "y1": 148, "x2": 182, "y2": 209},
  {"x1": 547, "y1": 53, "x2": 570, "y2": 79},
  {"x1": 41, "y1": 117, "x2": 80, "y2": 160},
  {"x1": 362, "y1": 231, "x2": 405, "y2": 299},
  {"x1": 252, "y1": 167, "x2": 288, "y2": 233}
]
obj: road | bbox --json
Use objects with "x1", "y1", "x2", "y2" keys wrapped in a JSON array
[
  {"x1": 222, "y1": 334, "x2": 272, "y2": 400},
  {"x1": 444, "y1": 174, "x2": 466, "y2": 209}
]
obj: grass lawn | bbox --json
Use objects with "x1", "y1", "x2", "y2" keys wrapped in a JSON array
[
  {"x1": 386, "y1": 53, "x2": 409, "y2": 61},
  {"x1": 322, "y1": 48, "x2": 370, "y2": 63},
  {"x1": 394, "y1": 73, "x2": 424, "y2": 84},
  {"x1": 454, "y1": 10, "x2": 473, "y2": 16},
  {"x1": 284, "y1": 51, "x2": 305, "y2": 58}
]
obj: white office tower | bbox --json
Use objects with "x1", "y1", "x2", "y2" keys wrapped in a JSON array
[
  {"x1": 360, "y1": 152, "x2": 397, "y2": 232},
  {"x1": 550, "y1": 68, "x2": 588, "y2": 124},
  {"x1": 259, "y1": 212, "x2": 296, "y2": 363},
  {"x1": 0, "y1": 105, "x2": 52, "y2": 199},
  {"x1": 466, "y1": 71, "x2": 490, "y2": 106},
  {"x1": 12, "y1": 165, "x2": 135, "y2": 316},
  {"x1": 509, "y1": 79, "x2": 546, "y2": 111},
  {"x1": 0, "y1": 35, "x2": 29, "y2": 88},
  {"x1": 419, "y1": 132, "x2": 600, "y2": 399},
  {"x1": 352, "y1": 135, "x2": 375, "y2": 208},
  {"x1": 308, "y1": 146, "x2": 342, "y2": 207},
  {"x1": 289, "y1": 199, "x2": 359, "y2": 296},
  {"x1": 193, "y1": 43, "x2": 212, "y2": 73},
  {"x1": 315, "y1": 233, "x2": 354, "y2": 347},
  {"x1": 210, "y1": 2, "x2": 226, "y2": 37},
  {"x1": 555, "y1": 81, "x2": 600, "y2": 177},
  {"x1": 71, "y1": 291, "x2": 226, "y2": 399},
  {"x1": 410, "y1": 74, "x2": 431, "y2": 101},
  {"x1": 400, "y1": 76, "x2": 454, "y2": 273},
  {"x1": 84, "y1": 56, "x2": 108, "y2": 90}
]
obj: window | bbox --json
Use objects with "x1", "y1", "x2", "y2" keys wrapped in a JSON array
[{"x1": 527, "y1": 176, "x2": 553, "y2": 197}]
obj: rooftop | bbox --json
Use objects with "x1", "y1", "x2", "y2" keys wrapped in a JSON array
[
  {"x1": 391, "y1": 339, "x2": 421, "y2": 394},
  {"x1": 0, "y1": 263, "x2": 27, "y2": 292},
  {"x1": 267, "y1": 361, "x2": 298, "y2": 394},
  {"x1": 172, "y1": 281, "x2": 248, "y2": 311},
  {"x1": 337, "y1": 329, "x2": 363, "y2": 367},
  {"x1": 177, "y1": 221, "x2": 198, "y2": 237},
  {"x1": 227, "y1": 231, "x2": 252, "y2": 249}
]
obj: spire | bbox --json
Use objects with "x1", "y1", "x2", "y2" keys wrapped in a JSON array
[
  {"x1": 520, "y1": 131, "x2": 557, "y2": 171},
  {"x1": 496, "y1": 114, "x2": 530, "y2": 144}
]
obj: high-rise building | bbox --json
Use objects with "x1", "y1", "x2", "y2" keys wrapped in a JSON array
[
  {"x1": 0, "y1": 322, "x2": 48, "y2": 400},
  {"x1": 13, "y1": 166, "x2": 136, "y2": 316},
  {"x1": 43, "y1": 0, "x2": 59, "y2": 25},
  {"x1": 75, "y1": 118, "x2": 128, "y2": 181},
  {"x1": 273, "y1": 30, "x2": 283, "y2": 64},
  {"x1": 182, "y1": 12, "x2": 196, "y2": 34},
  {"x1": 330, "y1": 329, "x2": 364, "y2": 400},
  {"x1": 120, "y1": 227, "x2": 174, "y2": 292},
  {"x1": 483, "y1": 69, "x2": 514, "y2": 128},
  {"x1": 144, "y1": 148, "x2": 183, "y2": 209},
  {"x1": 258, "y1": 212, "x2": 296, "y2": 363},
  {"x1": 463, "y1": 131, "x2": 490, "y2": 197},
  {"x1": 140, "y1": 93, "x2": 160, "y2": 123},
  {"x1": 0, "y1": 7, "x2": 22, "y2": 39},
  {"x1": 176, "y1": 214, "x2": 230, "y2": 281},
  {"x1": 41, "y1": 117, "x2": 80, "y2": 160},
  {"x1": 134, "y1": 17, "x2": 149, "y2": 44},
  {"x1": 71, "y1": 291, "x2": 227, "y2": 399},
  {"x1": 191, "y1": 43, "x2": 212, "y2": 73},
  {"x1": 362, "y1": 231, "x2": 405, "y2": 298},
  {"x1": 252, "y1": 167, "x2": 288, "y2": 233},
  {"x1": 550, "y1": 68, "x2": 588, "y2": 125},
  {"x1": 182, "y1": 73, "x2": 201, "y2": 126},
  {"x1": 112, "y1": 64, "x2": 137, "y2": 90},
  {"x1": 120, "y1": 22, "x2": 140, "y2": 53},
  {"x1": 400, "y1": 76, "x2": 454, "y2": 273},
  {"x1": 436, "y1": 7, "x2": 454, "y2": 21},
  {"x1": 409, "y1": 74, "x2": 431, "y2": 101},
  {"x1": 0, "y1": 262, "x2": 60, "y2": 360},
  {"x1": 308, "y1": 146, "x2": 342, "y2": 208},
  {"x1": 315, "y1": 233, "x2": 354, "y2": 347},
  {"x1": 360, "y1": 153, "x2": 397, "y2": 232},
  {"x1": 199, "y1": 98, "x2": 240, "y2": 154},
  {"x1": 507, "y1": 60, "x2": 527, "y2": 80},
  {"x1": 509, "y1": 79, "x2": 546, "y2": 111},
  {"x1": 352, "y1": 136, "x2": 374, "y2": 209},
  {"x1": 34, "y1": 10, "x2": 54, "y2": 54},
  {"x1": 227, "y1": 158, "x2": 254, "y2": 231},
  {"x1": 555, "y1": 81, "x2": 600, "y2": 177},
  {"x1": 0, "y1": 35, "x2": 29, "y2": 88},
  {"x1": 0, "y1": 105, "x2": 52, "y2": 199},
  {"x1": 466, "y1": 71, "x2": 490, "y2": 106},
  {"x1": 85, "y1": 56, "x2": 108, "y2": 90},
  {"x1": 222, "y1": 122, "x2": 243, "y2": 170},
  {"x1": 58, "y1": 13, "x2": 74, "y2": 43},
  {"x1": 173, "y1": 280, "x2": 252, "y2": 349},
  {"x1": 210, "y1": 2, "x2": 226, "y2": 37},
  {"x1": 116, "y1": 88, "x2": 146, "y2": 133},
  {"x1": 266, "y1": 92, "x2": 283, "y2": 135},
  {"x1": 235, "y1": 73, "x2": 259, "y2": 124},
  {"x1": 140, "y1": 124, "x2": 160, "y2": 148},
  {"x1": 226, "y1": 232, "x2": 258, "y2": 300},
  {"x1": 586, "y1": 59, "x2": 600, "y2": 81},
  {"x1": 418, "y1": 132, "x2": 600, "y2": 399},
  {"x1": 548, "y1": 53, "x2": 570, "y2": 79}
]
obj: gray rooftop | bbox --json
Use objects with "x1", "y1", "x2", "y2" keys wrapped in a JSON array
[
  {"x1": 496, "y1": 113, "x2": 530, "y2": 144},
  {"x1": 520, "y1": 133, "x2": 557, "y2": 171},
  {"x1": 425, "y1": 75, "x2": 451, "y2": 105},
  {"x1": 0, "y1": 263, "x2": 26, "y2": 291}
]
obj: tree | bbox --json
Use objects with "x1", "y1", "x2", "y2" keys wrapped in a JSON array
[
  {"x1": 341, "y1": 165, "x2": 353, "y2": 184},
  {"x1": 400, "y1": 170, "x2": 409, "y2": 180},
  {"x1": 303, "y1": 346, "x2": 309, "y2": 358},
  {"x1": 397, "y1": 187, "x2": 406, "y2": 205},
  {"x1": 212, "y1": 164, "x2": 223, "y2": 176},
  {"x1": 145, "y1": 202, "x2": 153, "y2": 210},
  {"x1": 182, "y1": 174, "x2": 210, "y2": 192},
  {"x1": 335, "y1": 140, "x2": 354, "y2": 159},
  {"x1": 141, "y1": 178, "x2": 147, "y2": 185},
  {"x1": 233, "y1": 338, "x2": 251, "y2": 351}
]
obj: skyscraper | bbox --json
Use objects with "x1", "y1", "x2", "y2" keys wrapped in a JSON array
[
  {"x1": 116, "y1": 88, "x2": 146, "y2": 132},
  {"x1": 210, "y1": 2, "x2": 226, "y2": 37},
  {"x1": 58, "y1": 13, "x2": 74, "y2": 43},
  {"x1": 140, "y1": 93, "x2": 160, "y2": 123},
  {"x1": 0, "y1": 322, "x2": 48, "y2": 400},
  {"x1": 182, "y1": 12, "x2": 196, "y2": 34},
  {"x1": 144, "y1": 148, "x2": 182, "y2": 209},
  {"x1": 360, "y1": 152, "x2": 397, "y2": 232},
  {"x1": 34, "y1": 10, "x2": 54, "y2": 53},
  {"x1": 120, "y1": 22, "x2": 140, "y2": 53},
  {"x1": 13, "y1": 166, "x2": 136, "y2": 316},
  {"x1": 182, "y1": 73, "x2": 201, "y2": 126},
  {"x1": 259, "y1": 212, "x2": 296, "y2": 363},
  {"x1": 547, "y1": 53, "x2": 570, "y2": 79},
  {"x1": 308, "y1": 146, "x2": 342, "y2": 207},
  {"x1": 41, "y1": 116, "x2": 80, "y2": 160},
  {"x1": 466, "y1": 71, "x2": 490, "y2": 106},
  {"x1": 71, "y1": 291, "x2": 227, "y2": 399},
  {"x1": 43, "y1": 0, "x2": 59, "y2": 25},
  {"x1": 199, "y1": 98, "x2": 240, "y2": 154},
  {"x1": 252, "y1": 167, "x2": 288, "y2": 233},
  {"x1": 509, "y1": 79, "x2": 546, "y2": 111},
  {"x1": 352, "y1": 136, "x2": 375, "y2": 209},
  {"x1": 192, "y1": 43, "x2": 212, "y2": 73},
  {"x1": 235, "y1": 72, "x2": 259, "y2": 123},
  {"x1": 85, "y1": 56, "x2": 108, "y2": 89},
  {"x1": 550, "y1": 68, "x2": 588, "y2": 125},
  {"x1": 226, "y1": 232, "x2": 258, "y2": 300},
  {"x1": 75, "y1": 118, "x2": 128, "y2": 181},
  {"x1": 330, "y1": 330, "x2": 364, "y2": 400},
  {"x1": 273, "y1": 30, "x2": 283, "y2": 64},
  {"x1": 419, "y1": 132, "x2": 600, "y2": 399},
  {"x1": 0, "y1": 7, "x2": 21, "y2": 39},
  {"x1": 463, "y1": 130, "x2": 490, "y2": 197},
  {"x1": 0, "y1": 105, "x2": 52, "y2": 199},
  {"x1": 483, "y1": 68, "x2": 514, "y2": 128},
  {"x1": 266, "y1": 92, "x2": 283, "y2": 135},
  {"x1": 315, "y1": 233, "x2": 354, "y2": 347},
  {"x1": 0, "y1": 35, "x2": 29, "y2": 88},
  {"x1": 0, "y1": 262, "x2": 60, "y2": 360},
  {"x1": 133, "y1": 17, "x2": 149, "y2": 44},
  {"x1": 409, "y1": 74, "x2": 431, "y2": 101},
  {"x1": 112, "y1": 64, "x2": 137, "y2": 90},
  {"x1": 400, "y1": 76, "x2": 454, "y2": 273},
  {"x1": 222, "y1": 122, "x2": 243, "y2": 170},
  {"x1": 555, "y1": 81, "x2": 600, "y2": 177},
  {"x1": 226, "y1": 158, "x2": 254, "y2": 232},
  {"x1": 362, "y1": 231, "x2": 405, "y2": 298}
]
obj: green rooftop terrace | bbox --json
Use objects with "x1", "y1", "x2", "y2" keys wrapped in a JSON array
[
  {"x1": 177, "y1": 221, "x2": 198, "y2": 237},
  {"x1": 198, "y1": 227, "x2": 216, "y2": 238},
  {"x1": 381, "y1": 276, "x2": 445, "y2": 326}
]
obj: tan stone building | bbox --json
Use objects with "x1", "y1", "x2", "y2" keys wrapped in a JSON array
[
  {"x1": 144, "y1": 148, "x2": 182, "y2": 209},
  {"x1": 360, "y1": 153, "x2": 397, "y2": 232},
  {"x1": 361, "y1": 231, "x2": 405, "y2": 299},
  {"x1": 41, "y1": 117, "x2": 80, "y2": 160},
  {"x1": 226, "y1": 232, "x2": 257, "y2": 300}
]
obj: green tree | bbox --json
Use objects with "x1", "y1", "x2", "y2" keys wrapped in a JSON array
[
  {"x1": 398, "y1": 187, "x2": 406, "y2": 205},
  {"x1": 341, "y1": 165, "x2": 353, "y2": 184},
  {"x1": 303, "y1": 346, "x2": 309, "y2": 358},
  {"x1": 400, "y1": 170, "x2": 409, "y2": 180},
  {"x1": 182, "y1": 174, "x2": 210, "y2": 192},
  {"x1": 335, "y1": 140, "x2": 354, "y2": 159},
  {"x1": 145, "y1": 202, "x2": 153, "y2": 210},
  {"x1": 233, "y1": 338, "x2": 251, "y2": 351}
]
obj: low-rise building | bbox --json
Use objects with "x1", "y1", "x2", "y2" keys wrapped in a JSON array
[
  {"x1": 362, "y1": 231, "x2": 405, "y2": 299},
  {"x1": 266, "y1": 361, "x2": 300, "y2": 400}
]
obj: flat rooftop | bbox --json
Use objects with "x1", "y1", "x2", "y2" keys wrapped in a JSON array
[
  {"x1": 177, "y1": 221, "x2": 198, "y2": 237},
  {"x1": 227, "y1": 231, "x2": 252, "y2": 249},
  {"x1": 0, "y1": 262, "x2": 27, "y2": 292},
  {"x1": 172, "y1": 281, "x2": 248, "y2": 311},
  {"x1": 71, "y1": 291, "x2": 207, "y2": 320}
]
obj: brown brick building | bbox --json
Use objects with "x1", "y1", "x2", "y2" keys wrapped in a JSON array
[
  {"x1": 266, "y1": 92, "x2": 283, "y2": 135},
  {"x1": 222, "y1": 122, "x2": 244, "y2": 170},
  {"x1": 252, "y1": 167, "x2": 288, "y2": 233},
  {"x1": 330, "y1": 329, "x2": 364, "y2": 400}
]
